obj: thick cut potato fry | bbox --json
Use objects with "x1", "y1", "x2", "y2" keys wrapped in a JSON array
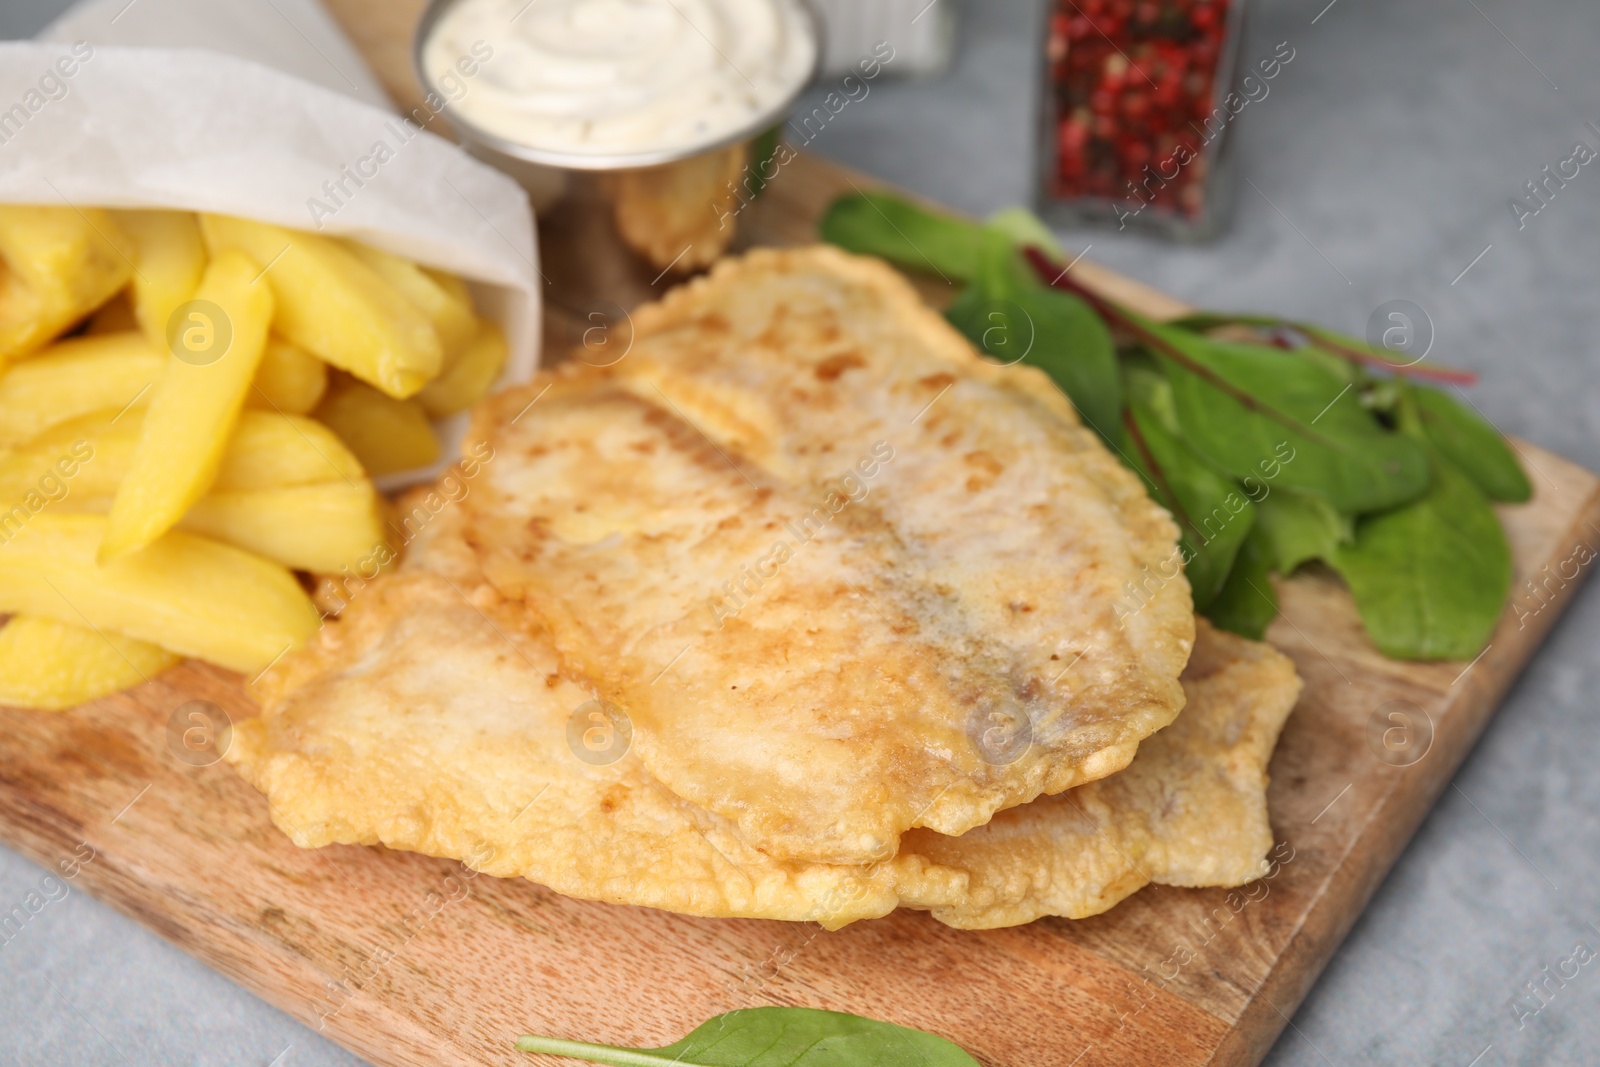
[
  {"x1": 424, "y1": 267, "x2": 472, "y2": 309},
  {"x1": 0, "y1": 205, "x2": 134, "y2": 361},
  {"x1": 87, "y1": 289, "x2": 138, "y2": 334},
  {"x1": 110, "y1": 209, "x2": 207, "y2": 349},
  {"x1": 417, "y1": 320, "x2": 507, "y2": 418},
  {"x1": 214, "y1": 410, "x2": 366, "y2": 489},
  {"x1": 0, "y1": 513, "x2": 318, "y2": 672},
  {"x1": 0, "y1": 417, "x2": 109, "y2": 506},
  {"x1": 606, "y1": 143, "x2": 746, "y2": 271},
  {"x1": 101, "y1": 249, "x2": 274, "y2": 560},
  {"x1": 181, "y1": 482, "x2": 386, "y2": 574},
  {"x1": 0, "y1": 407, "x2": 365, "y2": 506},
  {"x1": 200, "y1": 215, "x2": 441, "y2": 398},
  {"x1": 248, "y1": 336, "x2": 328, "y2": 414},
  {"x1": 0, "y1": 615, "x2": 179, "y2": 711},
  {"x1": 344, "y1": 242, "x2": 477, "y2": 358},
  {"x1": 315, "y1": 377, "x2": 439, "y2": 477},
  {"x1": 0, "y1": 331, "x2": 163, "y2": 446}
]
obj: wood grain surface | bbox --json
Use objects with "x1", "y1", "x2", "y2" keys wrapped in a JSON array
[{"x1": 1, "y1": 4, "x2": 1597, "y2": 1065}]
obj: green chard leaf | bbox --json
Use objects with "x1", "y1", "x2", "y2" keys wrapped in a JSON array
[
  {"x1": 819, "y1": 193, "x2": 1121, "y2": 445},
  {"x1": 515, "y1": 1008, "x2": 981, "y2": 1067},
  {"x1": 1123, "y1": 400, "x2": 1254, "y2": 609},
  {"x1": 1152, "y1": 326, "x2": 1431, "y2": 513},
  {"x1": 1330, "y1": 396, "x2": 1512, "y2": 660},
  {"x1": 983, "y1": 205, "x2": 1065, "y2": 258},
  {"x1": 944, "y1": 234, "x2": 1122, "y2": 443},
  {"x1": 1411, "y1": 386, "x2": 1532, "y2": 503},
  {"x1": 1253, "y1": 489, "x2": 1352, "y2": 575},
  {"x1": 1163, "y1": 314, "x2": 1360, "y2": 386},
  {"x1": 826, "y1": 195, "x2": 1522, "y2": 664},
  {"x1": 818, "y1": 191, "x2": 985, "y2": 282},
  {"x1": 1202, "y1": 525, "x2": 1279, "y2": 640},
  {"x1": 1297, "y1": 323, "x2": 1480, "y2": 386},
  {"x1": 1167, "y1": 315, "x2": 1480, "y2": 386},
  {"x1": 1331, "y1": 451, "x2": 1511, "y2": 660},
  {"x1": 1167, "y1": 311, "x2": 1283, "y2": 333}
]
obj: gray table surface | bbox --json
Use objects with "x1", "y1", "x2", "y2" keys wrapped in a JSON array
[{"x1": 3, "y1": 1, "x2": 1598, "y2": 1064}]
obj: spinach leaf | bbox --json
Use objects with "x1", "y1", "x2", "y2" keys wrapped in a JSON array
[
  {"x1": 1155, "y1": 328, "x2": 1431, "y2": 513},
  {"x1": 944, "y1": 234, "x2": 1121, "y2": 442},
  {"x1": 818, "y1": 191, "x2": 984, "y2": 282},
  {"x1": 1253, "y1": 490, "x2": 1351, "y2": 575},
  {"x1": 1411, "y1": 385, "x2": 1532, "y2": 503},
  {"x1": 1202, "y1": 526, "x2": 1279, "y2": 640},
  {"x1": 516, "y1": 1008, "x2": 980, "y2": 1067},
  {"x1": 1331, "y1": 431, "x2": 1512, "y2": 660},
  {"x1": 1124, "y1": 401, "x2": 1254, "y2": 609}
]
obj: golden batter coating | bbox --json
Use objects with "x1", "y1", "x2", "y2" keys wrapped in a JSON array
[
  {"x1": 228, "y1": 531, "x2": 1294, "y2": 930},
  {"x1": 897, "y1": 618, "x2": 1302, "y2": 928},
  {"x1": 462, "y1": 246, "x2": 1194, "y2": 864},
  {"x1": 231, "y1": 566, "x2": 959, "y2": 928}
]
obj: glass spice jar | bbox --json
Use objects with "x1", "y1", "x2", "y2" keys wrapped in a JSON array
[{"x1": 1038, "y1": 0, "x2": 1247, "y2": 240}]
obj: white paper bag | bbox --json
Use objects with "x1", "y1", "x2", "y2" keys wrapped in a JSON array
[{"x1": 0, "y1": 0, "x2": 542, "y2": 488}]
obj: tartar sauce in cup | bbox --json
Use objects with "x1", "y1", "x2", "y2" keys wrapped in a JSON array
[{"x1": 421, "y1": 0, "x2": 818, "y2": 166}]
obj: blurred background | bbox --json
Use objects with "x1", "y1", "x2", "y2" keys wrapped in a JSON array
[{"x1": 2, "y1": 0, "x2": 1598, "y2": 1064}]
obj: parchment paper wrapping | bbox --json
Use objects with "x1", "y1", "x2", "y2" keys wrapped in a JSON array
[{"x1": 0, "y1": 0, "x2": 542, "y2": 486}]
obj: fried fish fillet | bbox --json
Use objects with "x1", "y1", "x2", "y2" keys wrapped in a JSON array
[
  {"x1": 228, "y1": 507, "x2": 1294, "y2": 928},
  {"x1": 895, "y1": 618, "x2": 1302, "y2": 928},
  {"x1": 462, "y1": 246, "x2": 1194, "y2": 864},
  {"x1": 229, "y1": 556, "x2": 954, "y2": 927}
]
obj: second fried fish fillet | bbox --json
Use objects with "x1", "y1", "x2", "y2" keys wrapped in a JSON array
[
  {"x1": 226, "y1": 513, "x2": 1298, "y2": 929},
  {"x1": 896, "y1": 618, "x2": 1302, "y2": 928},
  {"x1": 462, "y1": 246, "x2": 1194, "y2": 864}
]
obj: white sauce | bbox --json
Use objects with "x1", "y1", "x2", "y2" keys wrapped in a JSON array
[{"x1": 424, "y1": 0, "x2": 816, "y2": 162}]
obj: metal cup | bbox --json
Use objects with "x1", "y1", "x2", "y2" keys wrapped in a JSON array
[{"x1": 413, "y1": 0, "x2": 821, "y2": 314}]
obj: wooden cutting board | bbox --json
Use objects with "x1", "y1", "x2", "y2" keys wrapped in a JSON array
[{"x1": 4, "y1": 5, "x2": 1598, "y2": 1065}]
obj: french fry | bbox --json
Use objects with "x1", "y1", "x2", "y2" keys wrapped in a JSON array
[
  {"x1": 345, "y1": 241, "x2": 477, "y2": 358},
  {"x1": 214, "y1": 410, "x2": 366, "y2": 489},
  {"x1": 416, "y1": 319, "x2": 508, "y2": 418},
  {"x1": 248, "y1": 335, "x2": 328, "y2": 414},
  {"x1": 86, "y1": 289, "x2": 138, "y2": 334},
  {"x1": 0, "y1": 205, "x2": 134, "y2": 362},
  {"x1": 181, "y1": 481, "x2": 386, "y2": 574},
  {"x1": 0, "y1": 513, "x2": 319, "y2": 673},
  {"x1": 0, "y1": 408, "x2": 365, "y2": 505},
  {"x1": 0, "y1": 615, "x2": 179, "y2": 711},
  {"x1": 0, "y1": 330, "x2": 163, "y2": 446},
  {"x1": 199, "y1": 215, "x2": 441, "y2": 398},
  {"x1": 315, "y1": 376, "x2": 439, "y2": 477},
  {"x1": 425, "y1": 266, "x2": 473, "y2": 309},
  {"x1": 0, "y1": 410, "x2": 122, "y2": 504},
  {"x1": 101, "y1": 248, "x2": 274, "y2": 560},
  {"x1": 110, "y1": 209, "x2": 207, "y2": 350}
]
